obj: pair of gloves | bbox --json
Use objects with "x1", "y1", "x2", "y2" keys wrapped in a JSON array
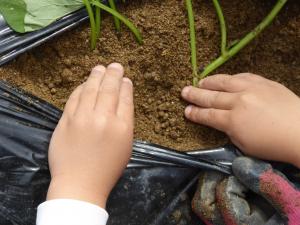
[{"x1": 192, "y1": 157, "x2": 300, "y2": 225}]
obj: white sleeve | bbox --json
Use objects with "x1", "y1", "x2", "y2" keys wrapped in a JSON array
[{"x1": 36, "y1": 199, "x2": 109, "y2": 225}]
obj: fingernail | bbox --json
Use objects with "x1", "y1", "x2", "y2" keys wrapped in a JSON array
[
  {"x1": 185, "y1": 105, "x2": 193, "y2": 116},
  {"x1": 108, "y1": 63, "x2": 123, "y2": 72},
  {"x1": 93, "y1": 65, "x2": 106, "y2": 73},
  {"x1": 123, "y1": 77, "x2": 133, "y2": 86},
  {"x1": 198, "y1": 79, "x2": 204, "y2": 87},
  {"x1": 181, "y1": 86, "x2": 190, "y2": 98}
]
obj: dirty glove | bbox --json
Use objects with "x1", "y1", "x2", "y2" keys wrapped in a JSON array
[{"x1": 192, "y1": 157, "x2": 300, "y2": 225}]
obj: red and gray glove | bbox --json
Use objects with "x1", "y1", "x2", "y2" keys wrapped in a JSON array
[{"x1": 192, "y1": 157, "x2": 300, "y2": 225}]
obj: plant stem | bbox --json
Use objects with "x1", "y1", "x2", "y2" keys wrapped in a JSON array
[
  {"x1": 83, "y1": 0, "x2": 97, "y2": 49},
  {"x1": 91, "y1": 0, "x2": 143, "y2": 44},
  {"x1": 200, "y1": 0, "x2": 287, "y2": 79},
  {"x1": 95, "y1": 2, "x2": 101, "y2": 39},
  {"x1": 186, "y1": 0, "x2": 198, "y2": 86},
  {"x1": 108, "y1": 0, "x2": 121, "y2": 31},
  {"x1": 212, "y1": 0, "x2": 227, "y2": 56}
]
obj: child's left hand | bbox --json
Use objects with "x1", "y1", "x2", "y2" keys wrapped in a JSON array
[
  {"x1": 181, "y1": 73, "x2": 300, "y2": 167},
  {"x1": 47, "y1": 63, "x2": 134, "y2": 208}
]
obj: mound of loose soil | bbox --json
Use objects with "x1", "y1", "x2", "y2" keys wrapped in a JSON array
[{"x1": 0, "y1": 0, "x2": 299, "y2": 151}]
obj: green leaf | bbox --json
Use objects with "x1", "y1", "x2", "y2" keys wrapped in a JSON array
[
  {"x1": 0, "y1": 0, "x2": 26, "y2": 33},
  {"x1": 0, "y1": 0, "x2": 84, "y2": 33},
  {"x1": 23, "y1": 0, "x2": 84, "y2": 32}
]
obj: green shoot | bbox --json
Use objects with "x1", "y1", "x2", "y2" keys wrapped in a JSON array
[
  {"x1": 212, "y1": 0, "x2": 227, "y2": 56},
  {"x1": 83, "y1": 0, "x2": 143, "y2": 50},
  {"x1": 95, "y1": 6, "x2": 101, "y2": 39},
  {"x1": 91, "y1": 0, "x2": 143, "y2": 44},
  {"x1": 108, "y1": 0, "x2": 121, "y2": 31},
  {"x1": 186, "y1": 0, "x2": 287, "y2": 84},
  {"x1": 186, "y1": 0, "x2": 198, "y2": 86},
  {"x1": 200, "y1": 0, "x2": 287, "y2": 79},
  {"x1": 83, "y1": 0, "x2": 97, "y2": 49}
]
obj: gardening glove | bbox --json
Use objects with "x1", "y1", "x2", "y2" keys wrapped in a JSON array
[{"x1": 192, "y1": 156, "x2": 300, "y2": 225}]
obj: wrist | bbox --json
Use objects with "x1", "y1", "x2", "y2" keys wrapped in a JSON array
[
  {"x1": 47, "y1": 176, "x2": 108, "y2": 208},
  {"x1": 286, "y1": 137, "x2": 300, "y2": 169},
  {"x1": 291, "y1": 149, "x2": 300, "y2": 169}
]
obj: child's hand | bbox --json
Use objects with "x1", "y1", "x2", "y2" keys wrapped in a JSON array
[
  {"x1": 47, "y1": 63, "x2": 134, "y2": 208},
  {"x1": 181, "y1": 73, "x2": 300, "y2": 167}
]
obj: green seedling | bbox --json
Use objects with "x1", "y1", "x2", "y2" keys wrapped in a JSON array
[
  {"x1": 84, "y1": 0, "x2": 143, "y2": 50},
  {"x1": 83, "y1": 0, "x2": 97, "y2": 49},
  {"x1": 108, "y1": 0, "x2": 121, "y2": 31},
  {"x1": 95, "y1": 4, "x2": 101, "y2": 39},
  {"x1": 186, "y1": 0, "x2": 198, "y2": 86},
  {"x1": 187, "y1": 0, "x2": 288, "y2": 85}
]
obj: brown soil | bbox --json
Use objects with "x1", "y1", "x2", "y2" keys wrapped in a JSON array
[{"x1": 0, "y1": 0, "x2": 299, "y2": 151}]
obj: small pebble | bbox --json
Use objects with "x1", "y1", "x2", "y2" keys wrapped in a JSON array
[
  {"x1": 48, "y1": 83, "x2": 55, "y2": 89},
  {"x1": 154, "y1": 123, "x2": 161, "y2": 133},
  {"x1": 50, "y1": 88, "x2": 57, "y2": 95},
  {"x1": 63, "y1": 58, "x2": 72, "y2": 66},
  {"x1": 60, "y1": 98, "x2": 68, "y2": 105},
  {"x1": 170, "y1": 131, "x2": 179, "y2": 140},
  {"x1": 163, "y1": 113, "x2": 169, "y2": 120},
  {"x1": 169, "y1": 118, "x2": 176, "y2": 126},
  {"x1": 158, "y1": 111, "x2": 165, "y2": 118},
  {"x1": 62, "y1": 68, "x2": 72, "y2": 78},
  {"x1": 147, "y1": 98, "x2": 154, "y2": 104},
  {"x1": 161, "y1": 122, "x2": 169, "y2": 129}
]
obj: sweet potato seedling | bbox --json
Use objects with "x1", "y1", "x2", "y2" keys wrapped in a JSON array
[
  {"x1": 108, "y1": 0, "x2": 121, "y2": 31},
  {"x1": 186, "y1": 0, "x2": 288, "y2": 86},
  {"x1": 83, "y1": 0, "x2": 143, "y2": 49}
]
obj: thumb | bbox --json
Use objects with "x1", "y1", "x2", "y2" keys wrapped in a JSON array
[{"x1": 232, "y1": 157, "x2": 300, "y2": 225}]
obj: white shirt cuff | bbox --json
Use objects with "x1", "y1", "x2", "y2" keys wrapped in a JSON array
[{"x1": 36, "y1": 199, "x2": 109, "y2": 225}]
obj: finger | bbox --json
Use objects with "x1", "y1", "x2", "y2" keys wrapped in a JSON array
[
  {"x1": 199, "y1": 74, "x2": 249, "y2": 92},
  {"x1": 233, "y1": 73, "x2": 265, "y2": 83},
  {"x1": 76, "y1": 65, "x2": 106, "y2": 113},
  {"x1": 117, "y1": 78, "x2": 134, "y2": 122},
  {"x1": 233, "y1": 157, "x2": 300, "y2": 223},
  {"x1": 216, "y1": 177, "x2": 267, "y2": 225},
  {"x1": 184, "y1": 106, "x2": 229, "y2": 132},
  {"x1": 95, "y1": 63, "x2": 124, "y2": 113},
  {"x1": 192, "y1": 172, "x2": 225, "y2": 225},
  {"x1": 181, "y1": 86, "x2": 235, "y2": 110},
  {"x1": 63, "y1": 84, "x2": 83, "y2": 117}
]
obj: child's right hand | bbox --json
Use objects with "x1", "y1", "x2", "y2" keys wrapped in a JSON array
[
  {"x1": 181, "y1": 73, "x2": 300, "y2": 168},
  {"x1": 47, "y1": 63, "x2": 134, "y2": 208}
]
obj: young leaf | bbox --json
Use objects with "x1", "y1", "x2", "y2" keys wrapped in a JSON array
[{"x1": 0, "y1": 0, "x2": 26, "y2": 33}]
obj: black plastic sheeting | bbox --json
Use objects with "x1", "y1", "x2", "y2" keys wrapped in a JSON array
[
  {"x1": 0, "y1": 9, "x2": 90, "y2": 66},
  {"x1": 0, "y1": 80, "x2": 209, "y2": 225}
]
